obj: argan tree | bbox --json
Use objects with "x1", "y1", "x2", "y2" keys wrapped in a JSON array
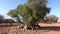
[
  {"x1": 7, "y1": 0, "x2": 50, "y2": 29},
  {"x1": 44, "y1": 15, "x2": 58, "y2": 23},
  {"x1": 7, "y1": 10, "x2": 22, "y2": 23}
]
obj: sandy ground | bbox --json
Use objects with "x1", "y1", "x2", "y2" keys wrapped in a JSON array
[
  {"x1": 9, "y1": 23, "x2": 60, "y2": 34},
  {"x1": 38, "y1": 23, "x2": 60, "y2": 27},
  {"x1": 1, "y1": 23, "x2": 60, "y2": 34},
  {"x1": 0, "y1": 27, "x2": 60, "y2": 34},
  {"x1": 8, "y1": 27, "x2": 60, "y2": 34}
]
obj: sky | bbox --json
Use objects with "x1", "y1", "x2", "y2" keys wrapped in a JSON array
[
  {"x1": 0, "y1": 0, "x2": 60, "y2": 21},
  {"x1": 0, "y1": 0, "x2": 26, "y2": 18},
  {"x1": 47, "y1": 0, "x2": 60, "y2": 17}
]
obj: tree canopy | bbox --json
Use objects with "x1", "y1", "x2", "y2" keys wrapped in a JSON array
[
  {"x1": 17, "y1": 0, "x2": 50, "y2": 24},
  {"x1": 44, "y1": 15, "x2": 58, "y2": 23},
  {"x1": 7, "y1": 0, "x2": 50, "y2": 29}
]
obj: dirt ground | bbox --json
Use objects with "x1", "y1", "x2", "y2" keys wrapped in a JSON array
[
  {"x1": 0, "y1": 27, "x2": 60, "y2": 34},
  {"x1": 1, "y1": 23, "x2": 60, "y2": 34},
  {"x1": 8, "y1": 27, "x2": 60, "y2": 34}
]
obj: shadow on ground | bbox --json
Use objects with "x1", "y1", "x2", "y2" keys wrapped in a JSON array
[{"x1": 40, "y1": 27, "x2": 60, "y2": 31}]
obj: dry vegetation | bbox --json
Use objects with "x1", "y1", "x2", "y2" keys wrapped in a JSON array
[
  {"x1": 0, "y1": 23, "x2": 60, "y2": 34},
  {"x1": 8, "y1": 28, "x2": 60, "y2": 34}
]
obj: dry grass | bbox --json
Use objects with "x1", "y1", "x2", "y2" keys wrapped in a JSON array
[
  {"x1": 0, "y1": 27, "x2": 60, "y2": 34},
  {"x1": 7, "y1": 23, "x2": 60, "y2": 34},
  {"x1": 8, "y1": 27, "x2": 60, "y2": 34},
  {"x1": 1, "y1": 23, "x2": 60, "y2": 34}
]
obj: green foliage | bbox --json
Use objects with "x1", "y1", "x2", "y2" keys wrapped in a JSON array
[
  {"x1": 7, "y1": 10, "x2": 17, "y2": 17},
  {"x1": 7, "y1": 0, "x2": 50, "y2": 29},
  {"x1": 44, "y1": 15, "x2": 58, "y2": 22},
  {"x1": 7, "y1": 10, "x2": 22, "y2": 23}
]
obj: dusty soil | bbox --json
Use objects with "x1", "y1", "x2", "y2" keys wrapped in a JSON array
[
  {"x1": 0, "y1": 27, "x2": 60, "y2": 34},
  {"x1": 8, "y1": 27, "x2": 60, "y2": 34},
  {"x1": 38, "y1": 23, "x2": 60, "y2": 27},
  {"x1": 1, "y1": 23, "x2": 60, "y2": 34}
]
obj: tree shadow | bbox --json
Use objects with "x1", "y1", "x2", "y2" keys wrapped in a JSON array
[{"x1": 40, "y1": 27, "x2": 60, "y2": 31}]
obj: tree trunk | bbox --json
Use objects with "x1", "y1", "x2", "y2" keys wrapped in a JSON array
[
  {"x1": 16, "y1": 14, "x2": 22, "y2": 23},
  {"x1": 24, "y1": 24, "x2": 27, "y2": 29}
]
